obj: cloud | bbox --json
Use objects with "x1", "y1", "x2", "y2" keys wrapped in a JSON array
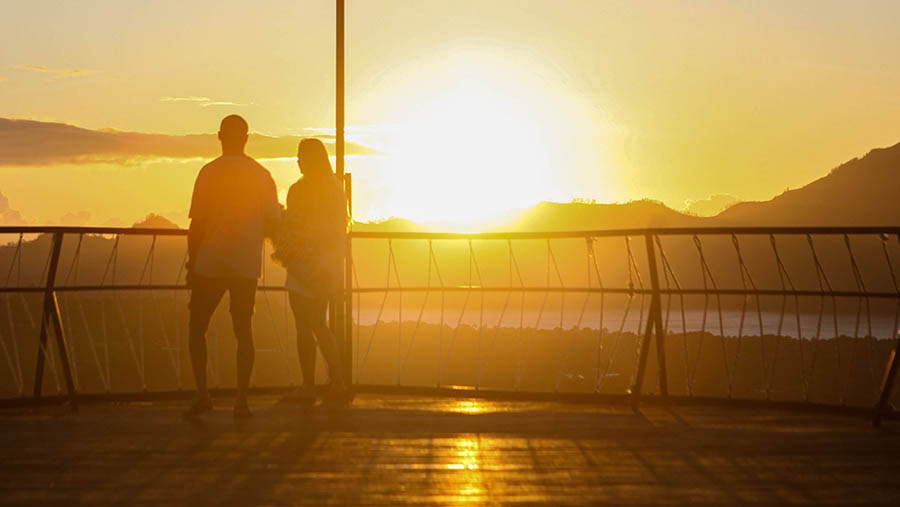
[
  {"x1": 159, "y1": 96, "x2": 210, "y2": 102},
  {"x1": 160, "y1": 96, "x2": 250, "y2": 108},
  {"x1": 12, "y1": 64, "x2": 95, "y2": 77},
  {"x1": 682, "y1": 194, "x2": 740, "y2": 217},
  {"x1": 0, "y1": 117, "x2": 379, "y2": 166},
  {"x1": 0, "y1": 191, "x2": 27, "y2": 225},
  {"x1": 199, "y1": 101, "x2": 249, "y2": 108}
]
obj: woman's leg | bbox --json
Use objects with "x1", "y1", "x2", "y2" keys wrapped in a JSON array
[
  {"x1": 307, "y1": 298, "x2": 347, "y2": 391},
  {"x1": 289, "y1": 292, "x2": 317, "y2": 387}
]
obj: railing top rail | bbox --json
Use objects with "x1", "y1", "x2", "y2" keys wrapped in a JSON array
[
  {"x1": 349, "y1": 226, "x2": 900, "y2": 239},
  {"x1": 0, "y1": 226, "x2": 186, "y2": 236},
  {"x1": 1, "y1": 225, "x2": 899, "y2": 239}
]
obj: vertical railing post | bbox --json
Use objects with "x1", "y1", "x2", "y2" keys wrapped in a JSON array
[
  {"x1": 33, "y1": 231, "x2": 77, "y2": 408},
  {"x1": 631, "y1": 299, "x2": 656, "y2": 410},
  {"x1": 335, "y1": 0, "x2": 345, "y2": 181},
  {"x1": 330, "y1": 0, "x2": 347, "y2": 386},
  {"x1": 344, "y1": 173, "x2": 353, "y2": 386},
  {"x1": 630, "y1": 233, "x2": 668, "y2": 409},
  {"x1": 646, "y1": 233, "x2": 668, "y2": 396},
  {"x1": 874, "y1": 330, "x2": 900, "y2": 427}
]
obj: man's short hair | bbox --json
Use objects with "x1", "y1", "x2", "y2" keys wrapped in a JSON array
[{"x1": 219, "y1": 114, "x2": 249, "y2": 138}]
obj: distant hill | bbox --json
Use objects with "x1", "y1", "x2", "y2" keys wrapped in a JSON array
[
  {"x1": 353, "y1": 217, "x2": 428, "y2": 233},
  {"x1": 132, "y1": 213, "x2": 179, "y2": 229},
  {"x1": 355, "y1": 141, "x2": 900, "y2": 233},
  {"x1": 507, "y1": 199, "x2": 710, "y2": 231},
  {"x1": 717, "y1": 141, "x2": 900, "y2": 226}
]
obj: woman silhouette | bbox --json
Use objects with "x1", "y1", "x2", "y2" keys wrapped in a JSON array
[{"x1": 274, "y1": 138, "x2": 349, "y2": 404}]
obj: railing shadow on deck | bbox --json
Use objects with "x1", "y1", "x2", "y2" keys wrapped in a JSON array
[{"x1": 1, "y1": 225, "x2": 899, "y2": 426}]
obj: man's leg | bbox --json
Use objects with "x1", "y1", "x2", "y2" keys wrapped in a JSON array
[
  {"x1": 230, "y1": 279, "x2": 257, "y2": 415},
  {"x1": 187, "y1": 277, "x2": 224, "y2": 414},
  {"x1": 231, "y1": 311, "x2": 254, "y2": 407}
]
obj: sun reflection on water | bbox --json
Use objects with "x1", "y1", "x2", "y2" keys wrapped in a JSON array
[
  {"x1": 447, "y1": 399, "x2": 493, "y2": 415},
  {"x1": 446, "y1": 435, "x2": 484, "y2": 503}
]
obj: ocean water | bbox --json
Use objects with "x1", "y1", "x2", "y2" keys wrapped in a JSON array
[{"x1": 352, "y1": 307, "x2": 900, "y2": 340}]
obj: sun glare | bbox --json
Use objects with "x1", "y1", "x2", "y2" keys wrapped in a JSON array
[{"x1": 367, "y1": 51, "x2": 596, "y2": 230}]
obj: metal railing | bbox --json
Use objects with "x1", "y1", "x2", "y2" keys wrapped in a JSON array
[{"x1": 2, "y1": 225, "x2": 900, "y2": 423}]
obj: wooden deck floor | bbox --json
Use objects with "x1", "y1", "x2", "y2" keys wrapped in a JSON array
[{"x1": 1, "y1": 394, "x2": 900, "y2": 505}]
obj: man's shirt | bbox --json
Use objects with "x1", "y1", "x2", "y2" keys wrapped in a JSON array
[{"x1": 189, "y1": 155, "x2": 281, "y2": 279}]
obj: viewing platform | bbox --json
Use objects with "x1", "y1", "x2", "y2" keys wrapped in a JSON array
[
  {"x1": 3, "y1": 225, "x2": 900, "y2": 504},
  {"x1": 2, "y1": 393, "x2": 900, "y2": 505}
]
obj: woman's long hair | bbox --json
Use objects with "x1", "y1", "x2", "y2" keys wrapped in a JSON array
[
  {"x1": 296, "y1": 138, "x2": 348, "y2": 233},
  {"x1": 298, "y1": 138, "x2": 334, "y2": 180},
  {"x1": 272, "y1": 138, "x2": 348, "y2": 268}
]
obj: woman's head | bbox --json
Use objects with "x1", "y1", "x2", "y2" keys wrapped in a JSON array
[{"x1": 297, "y1": 138, "x2": 333, "y2": 178}]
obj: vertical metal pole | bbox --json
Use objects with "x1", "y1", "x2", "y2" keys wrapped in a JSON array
[
  {"x1": 336, "y1": 0, "x2": 345, "y2": 180},
  {"x1": 48, "y1": 291, "x2": 77, "y2": 408},
  {"x1": 631, "y1": 299, "x2": 657, "y2": 409},
  {"x1": 33, "y1": 232, "x2": 77, "y2": 407},
  {"x1": 874, "y1": 330, "x2": 900, "y2": 427},
  {"x1": 344, "y1": 173, "x2": 353, "y2": 386},
  {"x1": 34, "y1": 309, "x2": 50, "y2": 397},
  {"x1": 630, "y1": 234, "x2": 668, "y2": 409},
  {"x1": 645, "y1": 233, "x2": 668, "y2": 396},
  {"x1": 331, "y1": 0, "x2": 348, "y2": 383},
  {"x1": 34, "y1": 232, "x2": 61, "y2": 397}
]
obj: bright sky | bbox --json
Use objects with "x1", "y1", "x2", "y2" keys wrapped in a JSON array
[{"x1": 2, "y1": 0, "x2": 900, "y2": 227}]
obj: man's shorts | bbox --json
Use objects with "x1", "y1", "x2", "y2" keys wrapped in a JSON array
[{"x1": 189, "y1": 275, "x2": 258, "y2": 321}]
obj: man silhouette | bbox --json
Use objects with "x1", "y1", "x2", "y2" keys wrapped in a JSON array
[{"x1": 184, "y1": 114, "x2": 281, "y2": 418}]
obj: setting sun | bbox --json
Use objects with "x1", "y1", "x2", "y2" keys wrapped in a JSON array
[{"x1": 348, "y1": 47, "x2": 603, "y2": 229}]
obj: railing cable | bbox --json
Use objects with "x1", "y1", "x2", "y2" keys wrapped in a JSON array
[
  {"x1": 0, "y1": 234, "x2": 26, "y2": 395},
  {"x1": 479, "y1": 240, "x2": 519, "y2": 388},
  {"x1": 399, "y1": 239, "x2": 437, "y2": 383},
  {"x1": 694, "y1": 235, "x2": 730, "y2": 396},
  {"x1": 843, "y1": 234, "x2": 878, "y2": 397},
  {"x1": 595, "y1": 237, "x2": 637, "y2": 392},
  {"x1": 359, "y1": 239, "x2": 394, "y2": 378}
]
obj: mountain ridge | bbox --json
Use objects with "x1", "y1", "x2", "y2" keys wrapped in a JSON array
[{"x1": 351, "y1": 139, "x2": 900, "y2": 232}]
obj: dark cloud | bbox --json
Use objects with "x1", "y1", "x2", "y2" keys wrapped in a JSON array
[{"x1": 0, "y1": 118, "x2": 379, "y2": 166}]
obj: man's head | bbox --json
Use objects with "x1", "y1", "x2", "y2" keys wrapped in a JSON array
[{"x1": 218, "y1": 114, "x2": 249, "y2": 154}]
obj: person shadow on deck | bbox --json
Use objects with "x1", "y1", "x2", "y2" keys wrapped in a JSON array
[{"x1": 184, "y1": 114, "x2": 282, "y2": 419}]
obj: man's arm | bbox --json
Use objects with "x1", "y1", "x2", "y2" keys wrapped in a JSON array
[
  {"x1": 187, "y1": 217, "x2": 205, "y2": 275},
  {"x1": 262, "y1": 172, "x2": 283, "y2": 240},
  {"x1": 187, "y1": 167, "x2": 207, "y2": 284}
]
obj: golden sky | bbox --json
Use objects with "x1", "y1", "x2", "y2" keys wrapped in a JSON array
[{"x1": 2, "y1": 0, "x2": 900, "y2": 227}]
